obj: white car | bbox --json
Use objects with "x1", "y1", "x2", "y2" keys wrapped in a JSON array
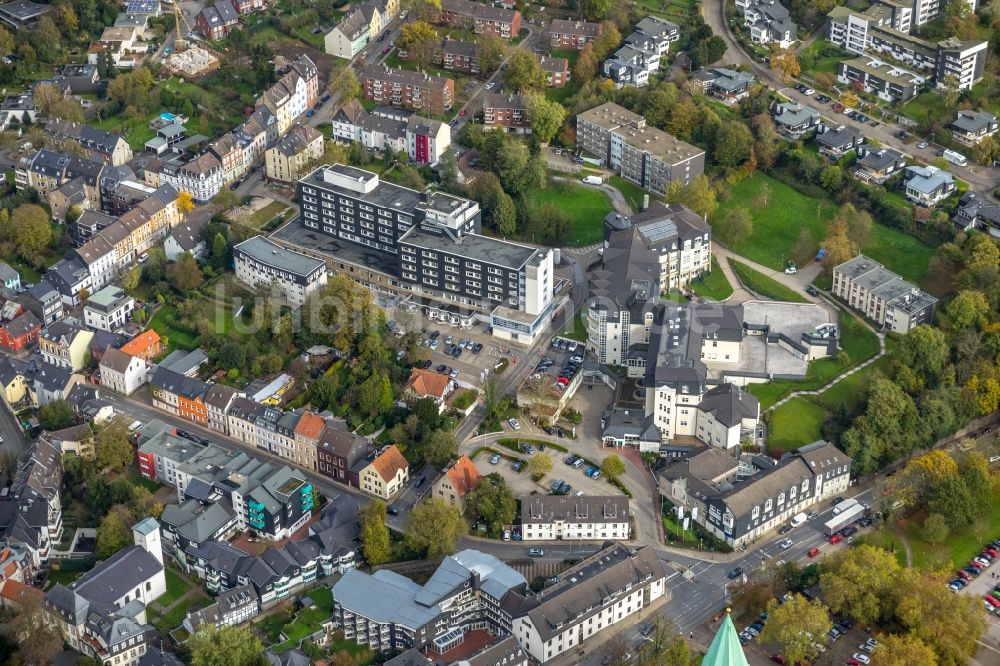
[
  {"x1": 784, "y1": 266, "x2": 797, "y2": 274},
  {"x1": 779, "y1": 539, "x2": 793, "y2": 550},
  {"x1": 804, "y1": 88, "x2": 815, "y2": 95},
  {"x1": 508, "y1": 418, "x2": 521, "y2": 430},
  {"x1": 485, "y1": 82, "x2": 495, "y2": 90},
  {"x1": 852, "y1": 653, "x2": 871, "y2": 664}
]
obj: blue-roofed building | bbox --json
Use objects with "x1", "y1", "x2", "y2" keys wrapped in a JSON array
[
  {"x1": 125, "y1": 0, "x2": 161, "y2": 15},
  {"x1": 332, "y1": 549, "x2": 528, "y2": 653},
  {"x1": 902, "y1": 164, "x2": 956, "y2": 206}
]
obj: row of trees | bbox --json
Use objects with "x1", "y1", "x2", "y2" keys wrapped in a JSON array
[{"x1": 359, "y1": 497, "x2": 466, "y2": 565}]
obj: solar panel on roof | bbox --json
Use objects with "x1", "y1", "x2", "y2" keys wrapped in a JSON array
[{"x1": 637, "y1": 219, "x2": 677, "y2": 243}]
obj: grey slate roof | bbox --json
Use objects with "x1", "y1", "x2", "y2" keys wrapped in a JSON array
[
  {"x1": 697, "y1": 384, "x2": 758, "y2": 428},
  {"x1": 69, "y1": 544, "x2": 163, "y2": 605}
]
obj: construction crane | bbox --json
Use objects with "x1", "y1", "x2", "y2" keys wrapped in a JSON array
[{"x1": 172, "y1": 2, "x2": 196, "y2": 52}]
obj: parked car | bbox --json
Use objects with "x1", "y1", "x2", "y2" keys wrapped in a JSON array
[
  {"x1": 512, "y1": 461, "x2": 523, "y2": 472},
  {"x1": 806, "y1": 286, "x2": 819, "y2": 297},
  {"x1": 528, "y1": 548, "x2": 544, "y2": 557},
  {"x1": 917, "y1": 141, "x2": 929, "y2": 149},
  {"x1": 489, "y1": 454, "x2": 501, "y2": 465},
  {"x1": 503, "y1": 530, "x2": 511, "y2": 541},
  {"x1": 508, "y1": 418, "x2": 521, "y2": 430},
  {"x1": 565, "y1": 455, "x2": 579, "y2": 466}
]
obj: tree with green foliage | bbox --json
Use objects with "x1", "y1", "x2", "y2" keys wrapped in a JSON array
[
  {"x1": 820, "y1": 545, "x2": 901, "y2": 625},
  {"x1": 526, "y1": 93, "x2": 566, "y2": 145},
  {"x1": 422, "y1": 429, "x2": 457, "y2": 467},
  {"x1": 573, "y1": 44, "x2": 598, "y2": 84},
  {"x1": 581, "y1": 0, "x2": 612, "y2": 20},
  {"x1": 465, "y1": 473, "x2": 516, "y2": 534},
  {"x1": 592, "y1": 21, "x2": 621, "y2": 60},
  {"x1": 476, "y1": 35, "x2": 506, "y2": 75},
  {"x1": 4, "y1": 203, "x2": 52, "y2": 264},
  {"x1": 330, "y1": 67, "x2": 361, "y2": 103},
  {"x1": 600, "y1": 454, "x2": 626, "y2": 480},
  {"x1": 94, "y1": 418, "x2": 134, "y2": 473},
  {"x1": 167, "y1": 252, "x2": 204, "y2": 291},
  {"x1": 819, "y1": 165, "x2": 844, "y2": 192},
  {"x1": 96, "y1": 505, "x2": 133, "y2": 558},
  {"x1": 469, "y1": 172, "x2": 516, "y2": 235},
  {"x1": 358, "y1": 500, "x2": 391, "y2": 565},
  {"x1": 349, "y1": 141, "x2": 371, "y2": 166},
  {"x1": 190, "y1": 625, "x2": 264, "y2": 666},
  {"x1": 405, "y1": 497, "x2": 466, "y2": 558},
  {"x1": 713, "y1": 121, "x2": 754, "y2": 167},
  {"x1": 397, "y1": 20, "x2": 439, "y2": 68},
  {"x1": 921, "y1": 512, "x2": 949, "y2": 545},
  {"x1": 504, "y1": 49, "x2": 547, "y2": 92},
  {"x1": 758, "y1": 595, "x2": 832, "y2": 665},
  {"x1": 712, "y1": 206, "x2": 753, "y2": 246},
  {"x1": 528, "y1": 452, "x2": 552, "y2": 478},
  {"x1": 946, "y1": 289, "x2": 990, "y2": 330},
  {"x1": 667, "y1": 175, "x2": 718, "y2": 218},
  {"x1": 38, "y1": 400, "x2": 75, "y2": 431}
]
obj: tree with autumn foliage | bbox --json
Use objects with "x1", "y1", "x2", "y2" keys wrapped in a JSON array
[
  {"x1": 770, "y1": 49, "x2": 801, "y2": 81},
  {"x1": 177, "y1": 191, "x2": 195, "y2": 214}
]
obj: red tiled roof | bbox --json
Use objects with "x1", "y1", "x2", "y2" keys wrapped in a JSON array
[
  {"x1": 405, "y1": 368, "x2": 450, "y2": 399},
  {"x1": 121, "y1": 329, "x2": 161, "y2": 356},
  {"x1": 0, "y1": 580, "x2": 43, "y2": 605},
  {"x1": 444, "y1": 455, "x2": 481, "y2": 498},
  {"x1": 295, "y1": 411, "x2": 325, "y2": 440},
  {"x1": 370, "y1": 445, "x2": 408, "y2": 483}
]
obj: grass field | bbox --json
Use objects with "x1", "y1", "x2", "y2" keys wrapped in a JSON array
[
  {"x1": 690, "y1": 257, "x2": 734, "y2": 301},
  {"x1": 800, "y1": 41, "x2": 853, "y2": 77},
  {"x1": 155, "y1": 569, "x2": 192, "y2": 608},
  {"x1": 524, "y1": 181, "x2": 613, "y2": 246},
  {"x1": 545, "y1": 50, "x2": 580, "y2": 105},
  {"x1": 562, "y1": 312, "x2": 588, "y2": 342},
  {"x1": 729, "y1": 260, "x2": 807, "y2": 303},
  {"x1": 714, "y1": 173, "x2": 935, "y2": 285},
  {"x1": 148, "y1": 305, "x2": 199, "y2": 352},
  {"x1": 767, "y1": 398, "x2": 827, "y2": 451},
  {"x1": 92, "y1": 114, "x2": 158, "y2": 153},
  {"x1": 234, "y1": 201, "x2": 290, "y2": 229},
  {"x1": 608, "y1": 175, "x2": 650, "y2": 212},
  {"x1": 271, "y1": 587, "x2": 337, "y2": 652}
]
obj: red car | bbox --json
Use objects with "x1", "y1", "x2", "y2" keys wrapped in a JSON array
[
  {"x1": 808, "y1": 547, "x2": 820, "y2": 558},
  {"x1": 985, "y1": 594, "x2": 1000, "y2": 607},
  {"x1": 459, "y1": 109, "x2": 467, "y2": 117},
  {"x1": 958, "y1": 570, "x2": 972, "y2": 580},
  {"x1": 829, "y1": 534, "x2": 842, "y2": 544},
  {"x1": 848, "y1": 659, "x2": 862, "y2": 666},
  {"x1": 985, "y1": 547, "x2": 999, "y2": 558},
  {"x1": 383, "y1": 46, "x2": 391, "y2": 54}
]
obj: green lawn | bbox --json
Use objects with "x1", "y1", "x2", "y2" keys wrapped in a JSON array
[
  {"x1": 91, "y1": 113, "x2": 159, "y2": 153},
  {"x1": 155, "y1": 568, "x2": 192, "y2": 608},
  {"x1": 562, "y1": 311, "x2": 588, "y2": 342},
  {"x1": 729, "y1": 259, "x2": 807, "y2": 303},
  {"x1": 689, "y1": 257, "x2": 733, "y2": 301},
  {"x1": 800, "y1": 41, "x2": 853, "y2": 77},
  {"x1": 523, "y1": 181, "x2": 613, "y2": 246},
  {"x1": 608, "y1": 175, "x2": 650, "y2": 213},
  {"x1": 148, "y1": 305, "x2": 199, "y2": 351},
  {"x1": 714, "y1": 173, "x2": 935, "y2": 286},
  {"x1": 545, "y1": 49, "x2": 580, "y2": 106},
  {"x1": 901, "y1": 91, "x2": 951, "y2": 126},
  {"x1": 152, "y1": 593, "x2": 209, "y2": 631},
  {"x1": 766, "y1": 398, "x2": 827, "y2": 451},
  {"x1": 235, "y1": 201, "x2": 290, "y2": 228},
  {"x1": 814, "y1": 353, "x2": 892, "y2": 413},
  {"x1": 857, "y1": 530, "x2": 908, "y2": 569},
  {"x1": 46, "y1": 569, "x2": 85, "y2": 588},
  {"x1": 271, "y1": 587, "x2": 336, "y2": 652}
]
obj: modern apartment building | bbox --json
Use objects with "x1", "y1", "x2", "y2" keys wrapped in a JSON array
[
  {"x1": 827, "y1": 5, "x2": 986, "y2": 90},
  {"x1": 832, "y1": 254, "x2": 937, "y2": 333},
  {"x1": 278, "y1": 164, "x2": 556, "y2": 343},
  {"x1": 360, "y1": 64, "x2": 455, "y2": 114},
  {"x1": 233, "y1": 235, "x2": 328, "y2": 307},
  {"x1": 577, "y1": 102, "x2": 704, "y2": 195},
  {"x1": 837, "y1": 56, "x2": 925, "y2": 102},
  {"x1": 950, "y1": 109, "x2": 999, "y2": 146},
  {"x1": 82, "y1": 285, "x2": 135, "y2": 332}
]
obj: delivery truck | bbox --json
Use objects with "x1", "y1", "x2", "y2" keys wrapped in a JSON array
[{"x1": 824, "y1": 503, "x2": 865, "y2": 536}]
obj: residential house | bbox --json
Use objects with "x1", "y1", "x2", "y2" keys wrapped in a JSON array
[
  {"x1": 256, "y1": 55, "x2": 319, "y2": 137},
  {"x1": 540, "y1": 55, "x2": 569, "y2": 87},
  {"x1": 120, "y1": 329, "x2": 162, "y2": 361},
  {"x1": 437, "y1": 0, "x2": 521, "y2": 40},
  {"x1": 547, "y1": 19, "x2": 602, "y2": 50},
  {"x1": 482, "y1": 93, "x2": 531, "y2": 133},
  {"x1": 31, "y1": 361, "x2": 83, "y2": 407},
  {"x1": 0, "y1": 310, "x2": 41, "y2": 352},
  {"x1": 41, "y1": 423, "x2": 96, "y2": 459},
  {"x1": 742, "y1": 0, "x2": 797, "y2": 48},
  {"x1": 853, "y1": 144, "x2": 906, "y2": 184},
  {"x1": 432, "y1": 455, "x2": 480, "y2": 514},
  {"x1": 520, "y1": 496, "x2": 630, "y2": 541},
  {"x1": 99, "y1": 347, "x2": 149, "y2": 396},
  {"x1": 436, "y1": 39, "x2": 480, "y2": 75},
  {"x1": 205, "y1": 383, "x2": 241, "y2": 435},
  {"x1": 83, "y1": 286, "x2": 135, "y2": 332},
  {"x1": 316, "y1": 419, "x2": 370, "y2": 486},
  {"x1": 325, "y1": 8, "x2": 371, "y2": 59},
  {"x1": 0, "y1": 0, "x2": 53, "y2": 29},
  {"x1": 43, "y1": 119, "x2": 133, "y2": 166},
  {"x1": 158, "y1": 152, "x2": 224, "y2": 202},
  {"x1": 403, "y1": 368, "x2": 454, "y2": 411},
  {"x1": 902, "y1": 164, "x2": 955, "y2": 205},
  {"x1": 357, "y1": 445, "x2": 409, "y2": 499},
  {"x1": 86, "y1": 25, "x2": 147, "y2": 69},
  {"x1": 954, "y1": 191, "x2": 1000, "y2": 236},
  {"x1": 815, "y1": 123, "x2": 864, "y2": 158},
  {"x1": 833, "y1": 254, "x2": 937, "y2": 333},
  {"x1": 292, "y1": 410, "x2": 325, "y2": 471},
  {"x1": 331, "y1": 102, "x2": 452, "y2": 164},
  {"x1": 15, "y1": 281, "x2": 63, "y2": 325},
  {"x1": 39, "y1": 322, "x2": 93, "y2": 371},
  {"x1": 770, "y1": 101, "x2": 820, "y2": 139},
  {"x1": 265, "y1": 124, "x2": 324, "y2": 183},
  {"x1": 164, "y1": 215, "x2": 211, "y2": 261},
  {"x1": 144, "y1": 123, "x2": 188, "y2": 155},
  {"x1": 360, "y1": 64, "x2": 455, "y2": 115},
  {"x1": 950, "y1": 109, "x2": 998, "y2": 146},
  {"x1": 208, "y1": 132, "x2": 246, "y2": 185},
  {"x1": 183, "y1": 584, "x2": 259, "y2": 632},
  {"x1": 150, "y1": 367, "x2": 209, "y2": 426},
  {"x1": 195, "y1": 0, "x2": 240, "y2": 40},
  {"x1": 695, "y1": 67, "x2": 756, "y2": 101}
]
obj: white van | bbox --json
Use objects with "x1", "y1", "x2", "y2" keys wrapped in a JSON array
[
  {"x1": 943, "y1": 149, "x2": 967, "y2": 166},
  {"x1": 128, "y1": 420, "x2": 143, "y2": 433},
  {"x1": 790, "y1": 512, "x2": 807, "y2": 528},
  {"x1": 582, "y1": 175, "x2": 603, "y2": 185}
]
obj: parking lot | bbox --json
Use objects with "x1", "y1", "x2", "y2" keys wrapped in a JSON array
[
  {"x1": 415, "y1": 326, "x2": 520, "y2": 384},
  {"x1": 519, "y1": 335, "x2": 585, "y2": 400}
]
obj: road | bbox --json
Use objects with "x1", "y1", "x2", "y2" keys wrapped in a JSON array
[{"x1": 701, "y1": 0, "x2": 1000, "y2": 194}]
